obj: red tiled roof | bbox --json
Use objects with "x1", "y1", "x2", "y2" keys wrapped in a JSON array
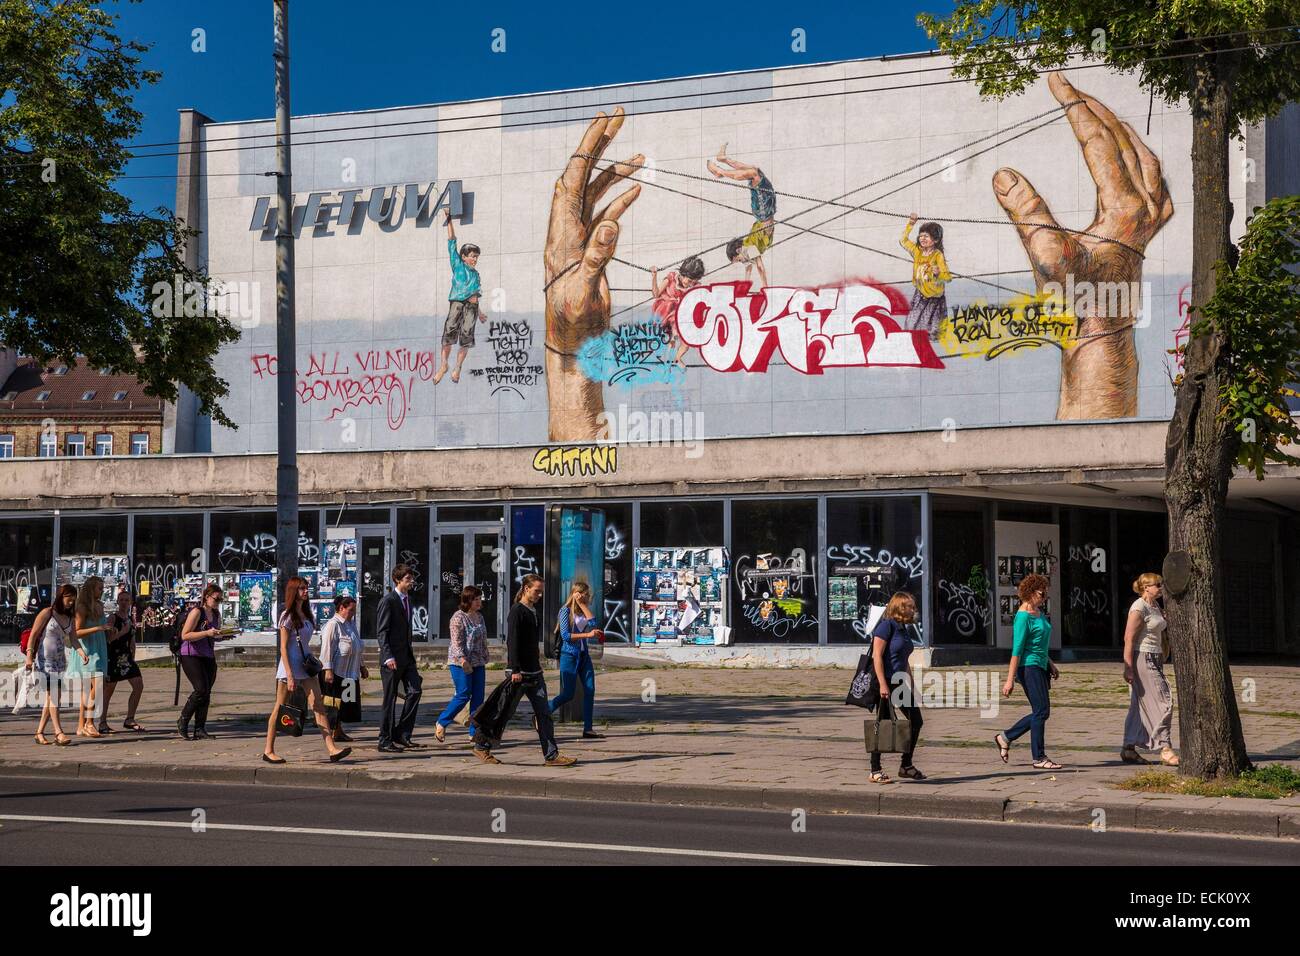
[{"x1": 0, "y1": 357, "x2": 163, "y2": 419}]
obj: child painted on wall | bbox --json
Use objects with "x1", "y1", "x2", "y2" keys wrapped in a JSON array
[
  {"x1": 651, "y1": 255, "x2": 706, "y2": 367},
  {"x1": 708, "y1": 145, "x2": 775, "y2": 289},
  {"x1": 900, "y1": 215, "x2": 951, "y2": 340},
  {"x1": 435, "y1": 213, "x2": 488, "y2": 385}
]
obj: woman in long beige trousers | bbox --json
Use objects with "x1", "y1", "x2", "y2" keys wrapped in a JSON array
[{"x1": 1121, "y1": 573, "x2": 1179, "y2": 766}]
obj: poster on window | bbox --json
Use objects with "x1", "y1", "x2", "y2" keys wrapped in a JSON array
[{"x1": 239, "y1": 572, "x2": 273, "y2": 630}]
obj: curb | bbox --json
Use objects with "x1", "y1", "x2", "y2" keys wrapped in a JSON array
[{"x1": 2, "y1": 758, "x2": 1296, "y2": 840}]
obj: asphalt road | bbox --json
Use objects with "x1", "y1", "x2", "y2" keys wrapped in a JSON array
[{"x1": 0, "y1": 774, "x2": 1294, "y2": 866}]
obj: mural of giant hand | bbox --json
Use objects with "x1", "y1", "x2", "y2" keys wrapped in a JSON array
[
  {"x1": 544, "y1": 107, "x2": 644, "y2": 441},
  {"x1": 993, "y1": 72, "x2": 1173, "y2": 419}
]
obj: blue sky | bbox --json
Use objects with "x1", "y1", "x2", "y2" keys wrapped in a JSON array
[{"x1": 114, "y1": 0, "x2": 944, "y2": 215}]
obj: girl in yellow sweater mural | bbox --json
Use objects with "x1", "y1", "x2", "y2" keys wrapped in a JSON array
[{"x1": 900, "y1": 215, "x2": 952, "y2": 340}]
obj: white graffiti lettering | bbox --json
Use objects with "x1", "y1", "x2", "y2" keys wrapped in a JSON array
[{"x1": 826, "y1": 540, "x2": 924, "y2": 580}]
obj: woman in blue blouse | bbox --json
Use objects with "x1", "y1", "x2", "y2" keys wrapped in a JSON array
[
  {"x1": 547, "y1": 581, "x2": 605, "y2": 738},
  {"x1": 995, "y1": 573, "x2": 1062, "y2": 770}
]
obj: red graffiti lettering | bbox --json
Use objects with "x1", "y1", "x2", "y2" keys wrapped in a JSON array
[{"x1": 251, "y1": 347, "x2": 435, "y2": 430}]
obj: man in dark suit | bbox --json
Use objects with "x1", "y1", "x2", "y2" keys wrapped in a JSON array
[{"x1": 376, "y1": 564, "x2": 424, "y2": 752}]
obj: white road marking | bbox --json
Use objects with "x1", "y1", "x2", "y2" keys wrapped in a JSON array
[{"x1": 0, "y1": 813, "x2": 913, "y2": 866}]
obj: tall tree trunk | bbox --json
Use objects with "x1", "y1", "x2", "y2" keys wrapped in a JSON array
[{"x1": 1162, "y1": 57, "x2": 1250, "y2": 779}]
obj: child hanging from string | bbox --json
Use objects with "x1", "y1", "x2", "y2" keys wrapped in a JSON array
[
  {"x1": 708, "y1": 144, "x2": 775, "y2": 289},
  {"x1": 651, "y1": 255, "x2": 706, "y2": 367},
  {"x1": 900, "y1": 215, "x2": 951, "y2": 340}
]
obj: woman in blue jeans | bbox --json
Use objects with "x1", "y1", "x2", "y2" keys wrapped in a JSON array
[
  {"x1": 435, "y1": 585, "x2": 489, "y2": 742},
  {"x1": 547, "y1": 581, "x2": 605, "y2": 739},
  {"x1": 995, "y1": 573, "x2": 1063, "y2": 770}
]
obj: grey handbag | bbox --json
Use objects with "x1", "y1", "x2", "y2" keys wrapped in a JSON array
[{"x1": 864, "y1": 706, "x2": 913, "y2": 753}]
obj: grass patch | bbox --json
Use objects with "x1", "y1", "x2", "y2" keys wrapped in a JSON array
[{"x1": 1117, "y1": 764, "x2": 1300, "y2": 800}]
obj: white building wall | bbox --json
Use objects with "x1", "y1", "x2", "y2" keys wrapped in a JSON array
[{"x1": 196, "y1": 53, "x2": 1233, "y2": 456}]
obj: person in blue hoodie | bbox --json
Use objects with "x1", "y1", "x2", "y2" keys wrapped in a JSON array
[{"x1": 435, "y1": 213, "x2": 487, "y2": 384}]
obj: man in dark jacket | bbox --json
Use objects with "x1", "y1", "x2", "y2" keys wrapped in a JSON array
[
  {"x1": 471, "y1": 573, "x2": 576, "y2": 766},
  {"x1": 376, "y1": 564, "x2": 423, "y2": 752}
]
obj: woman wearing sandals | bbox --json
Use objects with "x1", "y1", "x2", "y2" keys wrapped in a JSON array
[
  {"x1": 1121, "y1": 573, "x2": 1179, "y2": 767},
  {"x1": 262, "y1": 575, "x2": 352, "y2": 765},
  {"x1": 24, "y1": 585, "x2": 84, "y2": 747},
  {"x1": 101, "y1": 588, "x2": 147, "y2": 733},
  {"x1": 868, "y1": 591, "x2": 925, "y2": 783},
  {"x1": 994, "y1": 573, "x2": 1063, "y2": 770},
  {"x1": 66, "y1": 576, "x2": 112, "y2": 739}
]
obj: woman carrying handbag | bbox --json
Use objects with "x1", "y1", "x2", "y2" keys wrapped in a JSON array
[
  {"x1": 867, "y1": 591, "x2": 925, "y2": 783},
  {"x1": 263, "y1": 575, "x2": 351, "y2": 765}
]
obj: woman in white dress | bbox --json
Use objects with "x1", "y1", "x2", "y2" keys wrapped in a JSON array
[
  {"x1": 1121, "y1": 572, "x2": 1179, "y2": 766},
  {"x1": 23, "y1": 585, "x2": 86, "y2": 746}
]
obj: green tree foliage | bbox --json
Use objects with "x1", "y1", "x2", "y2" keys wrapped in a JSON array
[
  {"x1": 1193, "y1": 196, "x2": 1300, "y2": 478},
  {"x1": 918, "y1": 1, "x2": 1300, "y2": 128},
  {"x1": 0, "y1": 0, "x2": 238, "y2": 426}
]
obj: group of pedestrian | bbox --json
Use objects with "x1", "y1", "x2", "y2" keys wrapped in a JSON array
[
  {"x1": 863, "y1": 570, "x2": 1179, "y2": 783},
  {"x1": 22, "y1": 576, "x2": 146, "y2": 746},
  {"x1": 262, "y1": 565, "x2": 600, "y2": 767}
]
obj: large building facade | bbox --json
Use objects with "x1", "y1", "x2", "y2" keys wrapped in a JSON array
[{"x1": 3, "y1": 53, "x2": 1298, "y2": 659}]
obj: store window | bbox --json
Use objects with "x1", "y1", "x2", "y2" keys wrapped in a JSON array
[
  {"x1": 0, "y1": 516, "x2": 55, "y2": 644},
  {"x1": 437, "y1": 505, "x2": 504, "y2": 523},
  {"x1": 132, "y1": 513, "x2": 205, "y2": 596},
  {"x1": 57, "y1": 513, "x2": 129, "y2": 598},
  {"x1": 1060, "y1": 506, "x2": 1114, "y2": 647},
  {"x1": 826, "y1": 496, "x2": 925, "y2": 644},
  {"x1": 731, "y1": 498, "x2": 818, "y2": 644},
  {"x1": 211, "y1": 511, "x2": 320, "y2": 572},
  {"x1": 931, "y1": 497, "x2": 992, "y2": 645},
  {"x1": 325, "y1": 507, "x2": 392, "y2": 527},
  {"x1": 1115, "y1": 510, "x2": 1167, "y2": 645},
  {"x1": 396, "y1": 507, "x2": 430, "y2": 639},
  {"x1": 640, "y1": 499, "x2": 723, "y2": 547},
  {"x1": 511, "y1": 504, "x2": 545, "y2": 603},
  {"x1": 596, "y1": 502, "x2": 633, "y2": 643}
]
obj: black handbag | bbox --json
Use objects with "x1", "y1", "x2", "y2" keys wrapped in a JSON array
[
  {"x1": 276, "y1": 685, "x2": 308, "y2": 737},
  {"x1": 296, "y1": 633, "x2": 322, "y2": 678},
  {"x1": 844, "y1": 652, "x2": 880, "y2": 710}
]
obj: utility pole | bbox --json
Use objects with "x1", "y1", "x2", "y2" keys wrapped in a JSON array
[{"x1": 273, "y1": 0, "x2": 298, "y2": 591}]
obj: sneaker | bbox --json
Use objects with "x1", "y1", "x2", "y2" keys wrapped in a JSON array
[
  {"x1": 474, "y1": 749, "x2": 501, "y2": 765},
  {"x1": 545, "y1": 753, "x2": 577, "y2": 767}
]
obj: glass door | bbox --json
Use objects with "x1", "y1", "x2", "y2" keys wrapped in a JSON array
[
  {"x1": 352, "y1": 525, "x2": 391, "y2": 648},
  {"x1": 436, "y1": 525, "x2": 505, "y2": 642}
]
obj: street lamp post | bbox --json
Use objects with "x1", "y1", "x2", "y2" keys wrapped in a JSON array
[{"x1": 273, "y1": 0, "x2": 298, "y2": 589}]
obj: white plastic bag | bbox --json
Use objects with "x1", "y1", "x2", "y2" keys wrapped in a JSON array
[{"x1": 10, "y1": 665, "x2": 37, "y2": 715}]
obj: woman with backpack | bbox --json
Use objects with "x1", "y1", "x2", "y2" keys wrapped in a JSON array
[
  {"x1": 546, "y1": 581, "x2": 605, "y2": 739},
  {"x1": 178, "y1": 583, "x2": 230, "y2": 740},
  {"x1": 23, "y1": 585, "x2": 84, "y2": 746},
  {"x1": 262, "y1": 575, "x2": 352, "y2": 764}
]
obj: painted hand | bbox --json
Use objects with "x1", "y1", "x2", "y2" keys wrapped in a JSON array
[
  {"x1": 993, "y1": 72, "x2": 1173, "y2": 419},
  {"x1": 543, "y1": 107, "x2": 643, "y2": 440}
]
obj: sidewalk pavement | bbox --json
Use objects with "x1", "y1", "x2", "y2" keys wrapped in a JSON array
[{"x1": 2, "y1": 660, "x2": 1298, "y2": 840}]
